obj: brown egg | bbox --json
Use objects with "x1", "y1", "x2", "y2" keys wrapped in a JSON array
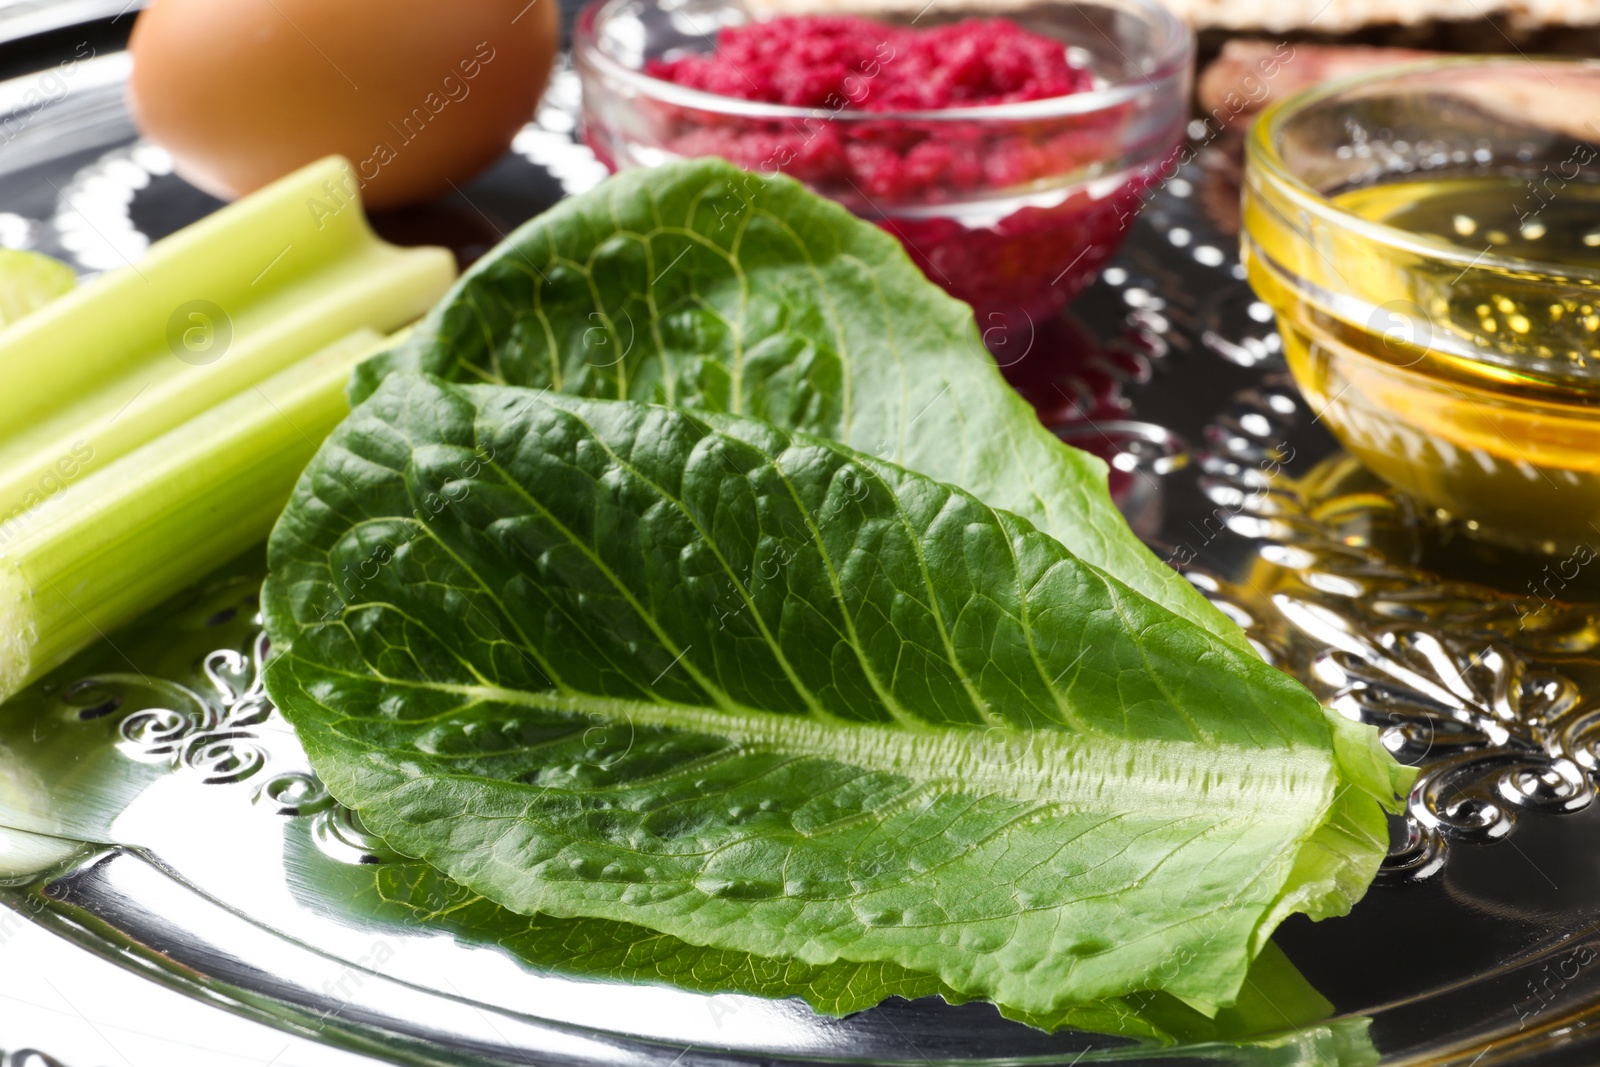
[{"x1": 128, "y1": 0, "x2": 559, "y2": 209}]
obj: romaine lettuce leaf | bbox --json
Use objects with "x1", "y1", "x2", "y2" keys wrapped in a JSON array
[
  {"x1": 349, "y1": 159, "x2": 1248, "y2": 651},
  {"x1": 318, "y1": 851, "x2": 1364, "y2": 1050},
  {"x1": 262, "y1": 373, "x2": 1404, "y2": 1020}
]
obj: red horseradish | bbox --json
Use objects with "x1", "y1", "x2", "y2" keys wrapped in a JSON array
[
  {"x1": 650, "y1": 17, "x2": 1088, "y2": 111},
  {"x1": 611, "y1": 15, "x2": 1162, "y2": 324}
]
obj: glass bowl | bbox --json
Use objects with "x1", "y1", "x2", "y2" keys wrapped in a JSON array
[
  {"x1": 575, "y1": 0, "x2": 1193, "y2": 327},
  {"x1": 1242, "y1": 57, "x2": 1600, "y2": 555}
]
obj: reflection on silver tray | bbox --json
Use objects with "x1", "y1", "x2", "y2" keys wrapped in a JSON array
[{"x1": 5, "y1": 49, "x2": 1600, "y2": 1067}]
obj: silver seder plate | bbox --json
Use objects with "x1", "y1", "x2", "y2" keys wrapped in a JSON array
[{"x1": 5, "y1": 49, "x2": 1600, "y2": 1067}]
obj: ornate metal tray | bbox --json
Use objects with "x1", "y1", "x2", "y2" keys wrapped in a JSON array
[{"x1": 4, "y1": 45, "x2": 1600, "y2": 1067}]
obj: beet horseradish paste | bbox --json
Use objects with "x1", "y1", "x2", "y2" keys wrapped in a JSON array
[{"x1": 595, "y1": 14, "x2": 1174, "y2": 326}]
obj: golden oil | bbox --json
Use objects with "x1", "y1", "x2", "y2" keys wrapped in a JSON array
[
  {"x1": 1263, "y1": 175, "x2": 1600, "y2": 553},
  {"x1": 1333, "y1": 177, "x2": 1600, "y2": 379}
]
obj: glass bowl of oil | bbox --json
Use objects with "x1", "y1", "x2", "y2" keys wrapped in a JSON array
[{"x1": 1243, "y1": 57, "x2": 1600, "y2": 555}]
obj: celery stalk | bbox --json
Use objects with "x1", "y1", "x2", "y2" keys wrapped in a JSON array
[
  {"x1": 0, "y1": 249, "x2": 74, "y2": 325},
  {"x1": 0, "y1": 156, "x2": 457, "y2": 700},
  {"x1": 0, "y1": 155, "x2": 455, "y2": 521},
  {"x1": 0, "y1": 328, "x2": 383, "y2": 698}
]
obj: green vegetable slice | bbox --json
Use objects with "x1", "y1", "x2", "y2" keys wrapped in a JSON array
[
  {"x1": 0, "y1": 156, "x2": 456, "y2": 700},
  {"x1": 0, "y1": 329, "x2": 382, "y2": 700},
  {"x1": 0, "y1": 249, "x2": 74, "y2": 326},
  {"x1": 263, "y1": 373, "x2": 1405, "y2": 1019},
  {"x1": 351, "y1": 159, "x2": 1247, "y2": 651}
]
